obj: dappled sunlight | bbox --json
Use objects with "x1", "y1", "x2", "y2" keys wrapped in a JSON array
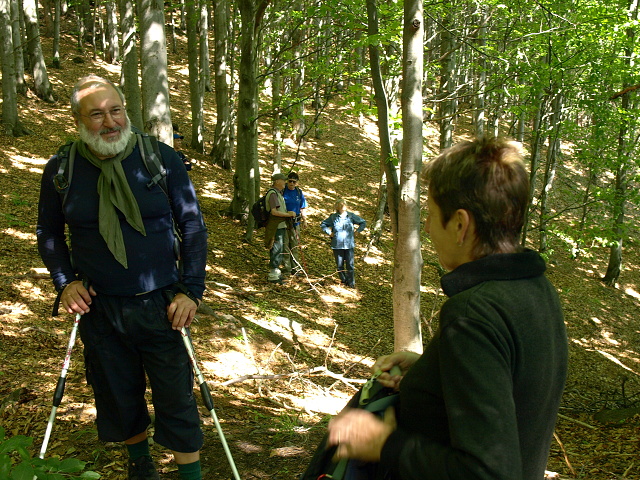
[
  {"x1": 624, "y1": 286, "x2": 640, "y2": 299},
  {"x1": 3, "y1": 228, "x2": 37, "y2": 242},
  {"x1": 201, "y1": 182, "x2": 228, "y2": 199}
]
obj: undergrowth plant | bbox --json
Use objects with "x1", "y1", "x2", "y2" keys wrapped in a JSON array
[{"x1": 0, "y1": 426, "x2": 100, "y2": 479}]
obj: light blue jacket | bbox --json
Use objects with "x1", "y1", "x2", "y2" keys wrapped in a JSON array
[{"x1": 320, "y1": 211, "x2": 366, "y2": 249}]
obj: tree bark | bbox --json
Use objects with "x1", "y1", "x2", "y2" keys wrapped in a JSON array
[
  {"x1": 187, "y1": 0, "x2": 204, "y2": 152},
  {"x1": 0, "y1": 0, "x2": 30, "y2": 136},
  {"x1": 139, "y1": 0, "x2": 173, "y2": 143},
  {"x1": 394, "y1": 0, "x2": 423, "y2": 354},
  {"x1": 105, "y1": 0, "x2": 120, "y2": 64},
  {"x1": 23, "y1": 0, "x2": 55, "y2": 102},
  {"x1": 209, "y1": 0, "x2": 233, "y2": 169},
  {"x1": 232, "y1": 0, "x2": 270, "y2": 239},
  {"x1": 119, "y1": 0, "x2": 143, "y2": 130}
]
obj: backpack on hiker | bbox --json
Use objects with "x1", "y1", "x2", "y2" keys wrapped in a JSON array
[
  {"x1": 299, "y1": 369, "x2": 399, "y2": 480},
  {"x1": 251, "y1": 188, "x2": 277, "y2": 229}
]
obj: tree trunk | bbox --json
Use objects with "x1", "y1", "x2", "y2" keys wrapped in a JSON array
[
  {"x1": 438, "y1": 8, "x2": 455, "y2": 150},
  {"x1": 199, "y1": 0, "x2": 211, "y2": 92},
  {"x1": 233, "y1": 0, "x2": 270, "y2": 239},
  {"x1": 0, "y1": 0, "x2": 29, "y2": 136},
  {"x1": 23, "y1": 0, "x2": 55, "y2": 102},
  {"x1": 603, "y1": 0, "x2": 638, "y2": 287},
  {"x1": 119, "y1": 0, "x2": 143, "y2": 130},
  {"x1": 139, "y1": 0, "x2": 173, "y2": 143},
  {"x1": 291, "y1": 0, "x2": 305, "y2": 142},
  {"x1": 187, "y1": 0, "x2": 204, "y2": 153},
  {"x1": 11, "y1": 0, "x2": 26, "y2": 95},
  {"x1": 105, "y1": 0, "x2": 119, "y2": 64},
  {"x1": 394, "y1": 0, "x2": 423, "y2": 354},
  {"x1": 209, "y1": 0, "x2": 233, "y2": 169},
  {"x1": 52, "y1": 0, "x2": 60, "y2": 68},
  {"x1": 365, "y1": 0, "x2": 399, "y2": 239},
  {"x1": 538, "y1": 92, "x2": 562, "y2": 253}
]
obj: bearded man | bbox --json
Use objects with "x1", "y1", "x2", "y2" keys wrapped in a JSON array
[{"x1": 36, "y1": 75, "x2": 208, "y2": 480}]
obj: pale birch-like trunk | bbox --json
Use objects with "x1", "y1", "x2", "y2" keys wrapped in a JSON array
[
  {"x1": 138, "y1": 0, "x2": 173, "y2": 144},
  {"x1": 394, "y1": 0, "x2": 423, "y2": 354}
]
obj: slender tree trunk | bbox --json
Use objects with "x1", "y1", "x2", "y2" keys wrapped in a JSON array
[
  {"x1": 52, "y1": 0, "x2": 61, "y2": 68},
  {"x1": 139, "y1": 0, "x2": 173, "y2": 143},
  {"x1": 538, "y1": 92, "x2": 562, "y2": 253},
  {"x1": 199, "y1": 0, "x2": 211, "y2": 92},
  {"x1": 105, "y1": 0, "x2": 119, "y2": 64},
  {"x1": 209, "y1": 0, "x2": 232, "y2": 169},
  {"x1": 187, "y1": 0, "x2": 204, "y2": 152},
  {"x1": 438, "y1": 8, "x2": 455, "y2": 150},
  {"x1": 394, "y1": 0, "x2": 423, "y2": 354},
  {"x1": 603, "y1": 0, "x2": 638, "y2": 286},
  {"x1": 366, "y1": 0, "x2": 399, "y2": 240},
  {"x1": 232, "y1": 0, "x2": 270, "y2": 240},
  {"x1": 291, "y1": 0, "x2": 305, "y2": 142},
  {"x1": 119, "y1": 0, "x2": 143, "y2": 130},
  {"x1": 1, "y1": 0, "x2": 30, "y2": 136},
  {"x1": 23, "y1": 0, "x2": 55, "y2": 102},
  {"x1": 11, "y1": 0, "x2": 26, "y2": 95}
]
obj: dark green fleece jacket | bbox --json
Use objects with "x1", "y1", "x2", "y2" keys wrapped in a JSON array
[{"x1": 380, "y1": 250, "x2": 568, "y2": 480}]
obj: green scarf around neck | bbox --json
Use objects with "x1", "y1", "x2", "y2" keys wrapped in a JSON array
[{"x1": 77, "y1": 133, "x2": 146, "y2": 268}]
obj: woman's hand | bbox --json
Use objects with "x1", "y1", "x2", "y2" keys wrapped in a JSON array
[
  {"x1": 327, "y1": 407, "x2": 397, "y2": 462},
  {"x1": 372, "y1": 351, "x2": 421, "y2": 389}
]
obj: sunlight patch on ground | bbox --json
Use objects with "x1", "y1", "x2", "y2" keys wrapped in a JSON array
[
  {"x1": 600, "y1": 329, "x2": 620, "y2": 345},
  {"x1": 596, "y1": 349, "x2": 640, "y2": 376},
  {"x1": 12, "y1": 155, "x2": 48, "y2": 166},
  {"x1": 201, "y1": 182, "x2": 227, "y2": 199},
  {"x1": 285, "y1": 392, "x2": 350, "y2": 415},
  {"x1": 625, "y1": 287, "x2": 640, "y2": 300},
  {"x1": 3, "y1": 228, "x2": 36, "y2": 241}
]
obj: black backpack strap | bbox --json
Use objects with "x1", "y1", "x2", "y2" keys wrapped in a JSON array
[
  {"x1": 136, "y1": 133, "x2": 168, "y2": 195},
  {"x1": 53, "y1": 141, "x2": 76, "y2": 205}
]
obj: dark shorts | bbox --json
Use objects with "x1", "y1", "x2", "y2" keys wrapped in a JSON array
[{"x1": 78, "y1": 289, "x2": 203, "y2": 453}]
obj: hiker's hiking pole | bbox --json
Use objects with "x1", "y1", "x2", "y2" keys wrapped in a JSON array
[
  {"x1": 38, "y1": 312, "x2": 81, "y2": 460},
  {"x1": 180, "y1": 326, "x2": 242, "y2": 480}
]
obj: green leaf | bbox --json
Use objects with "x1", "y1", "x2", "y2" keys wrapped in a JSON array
[
  {"x1": 11, "y1": 462, "x2": 35, "y2": 480},
  {"x1": 79, "y1": 471, "x2": 102, "y2": 479},
  {"x1": 0, "y1": 435, "x2": 32, "y2": 455},
  {"x1": 58, "y1": 457, "x2": 86, "y2": 473}
]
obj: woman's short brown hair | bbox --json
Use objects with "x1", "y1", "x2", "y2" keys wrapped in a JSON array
[{"x1": 422, "y1": 137, "x2": 529, "y2": 258}]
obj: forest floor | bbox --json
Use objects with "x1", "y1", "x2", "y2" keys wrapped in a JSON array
[{"x1": 2, "y1": 27, "x2": 640, "y2": 480}]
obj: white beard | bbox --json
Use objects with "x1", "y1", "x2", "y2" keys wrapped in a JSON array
[{"x1": 79, "y1": 115, "x2": 133, "y2": 158}]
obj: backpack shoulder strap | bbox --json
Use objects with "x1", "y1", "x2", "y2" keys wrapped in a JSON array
[
  {"x1": 137, "y1": 133, "x2": 168, "y2": 196},
  {"x1": 53, "y1": 140, "x2": 77, "y2": 205}
]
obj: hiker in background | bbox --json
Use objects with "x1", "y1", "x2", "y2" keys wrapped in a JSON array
[
  {"x1": 325, "y1": 137, "x2": 568, "y2": 480},
  {"x1": 264, "y1": 172, "x2": 297, "y2": 284},
  {"x1": 172, "y1": 125, "x2": 191, "y2": 171},
  {"x1": 320, "y1": 199, "x2": 366, "y2": 288},
  {"x1": 282, "y1": 171, "x2": 308, "y2": 277},
  {"x1": 36, "y1": 75, "x2": 208, "y2": 480}
]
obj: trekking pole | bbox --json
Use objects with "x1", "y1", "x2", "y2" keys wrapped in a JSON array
[
  {"x1": 180, "y1": 327, "x2": 242, "y2": 480},
  {"x1": 38, "y1": 312, "x2": 81, "y2": 460}
]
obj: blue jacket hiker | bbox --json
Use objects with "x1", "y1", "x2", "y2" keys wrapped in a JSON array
[
  {"x1": 321, "y1": 199, "x2": 366, "y2": 288},
  {"x1": 282, "y1": 171, "x2": 308, "y2": 276}
]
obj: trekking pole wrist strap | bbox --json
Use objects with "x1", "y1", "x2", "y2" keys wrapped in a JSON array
[{"x1": 173, "y1": 282, "x2": 200, "y2": 307}]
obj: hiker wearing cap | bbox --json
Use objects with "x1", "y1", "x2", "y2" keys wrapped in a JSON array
[
  {"x1": 282, "y1": 171, "x2": 308, "y2": 276},
  {"x1": 264, "y1": 172, "x2": 296, "y2": 284},
  {"x1": 36, "y1": 75, "x2": 208, "y2": 480}
]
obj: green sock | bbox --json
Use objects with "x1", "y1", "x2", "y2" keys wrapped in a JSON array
[
  {"x1": 177, "y1": 460, "x2": 202, "y2": 480},
  {"x1": 126, "y1": 438, "x2": 151, "y2": 460}
]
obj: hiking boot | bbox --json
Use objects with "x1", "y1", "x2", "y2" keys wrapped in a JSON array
[
  {"x1": 128, "y1": 456, "x2": 160, "y2": 480},
  {"x1": 268, "y1": 277, "x2": 284, "y2": 285}
]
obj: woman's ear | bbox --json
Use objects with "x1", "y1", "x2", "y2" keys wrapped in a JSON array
[{"x1": 454, "y1": 209, "x2": 473, "y2": 246}]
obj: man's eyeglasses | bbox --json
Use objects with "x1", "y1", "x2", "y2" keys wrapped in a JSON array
[
  {"x1": 81, "y1": 107, "x2": 125, "y2": 124},
  {"x1": 288, "y1": 179, "x2": 298, "y2": 183}
]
